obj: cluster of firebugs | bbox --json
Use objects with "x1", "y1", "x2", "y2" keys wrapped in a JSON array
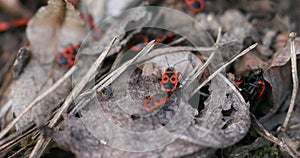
[
  {"x1": 55, "y1": 36, "x2": 266, "y2": 113},
  {"x1": 52, "y1": 0, "x2": 265, "y2": 112},
  {"x1": 2, "y1": 0, "x2": 267, "y2": 112}
]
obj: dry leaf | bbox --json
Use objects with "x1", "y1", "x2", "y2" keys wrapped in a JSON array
[
  {"x1": 263, "y1": 37, "x2": 300, "y2": 119},
  {"x1": 46, "y1": 117, "x2": 216, "y2": 158},
  {"x1": 9, "y1": 0, "x2": 87, "y2": 130},
  {"x1": 26, "y1": 0, "x2": 87, "y2": 64},
  {"x1": 184, "y1": 77, "x2": 250, "y2": 148}
]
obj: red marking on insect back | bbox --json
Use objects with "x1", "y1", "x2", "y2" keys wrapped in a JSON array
[
  {"x1": 160, "y1": 67, "x2": 179, "y2": 93},
  {"x1": 257, "y1": 80, "x2": 266, "y2": 99},
  {"x1": 142, "y1": 93, "x2": 169, "y2": 112},
  {"x1": 185, "y1": 0, "x2": 205, "y2": 12},
  {"x1": 56, "y1": 43, "x2": 81, "y2": 68},
  {"x1": 233, "y1": 75, "x2": 243, "y2": 87}
]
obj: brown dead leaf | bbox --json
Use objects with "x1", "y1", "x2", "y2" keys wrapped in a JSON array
[
  {"x1": 47, "y1": 117, "x2": 216, "y2": 158},
  {"x1": 10, "y1": 60, "x2": 70, "y2": 130},
  {"x1": 263, "y1": 37, "x2": 300, "y2": 120},
  {"x1": 185, "y1": 77, "x2": 251, "y2": 148},
  {"x1": 8, "y1": 0, "x2": 87, "y2": 130},
  {"x1": 26, "y1": 0, "x2": 87, "y2": 64}
]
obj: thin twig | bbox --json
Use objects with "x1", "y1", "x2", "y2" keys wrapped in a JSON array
[
  {"x1": 0, "y1": 123, "x2": 36, "y2": 152},
  {"x1": 168, "y1": 36, "x2": 187, "y2": 46},
  {"x1": 183, "y1": 52, "x2": 215, "y2": 89},
  {"x1": 0, "y1": 66, "x2": 77, "y2": 140},
  {"x1": 282, "y1": 32, "x2": 298, "y2": 130},
  {"x1": 190, "y1": 43, "x2": 258, "y2": 97},
  {"x1": 94, "y1": 40, "x2": 156, "y2": 92},
  {"x1": 215, "y1": 27, "x2": 222, "y2": 44},
  {"x1": 251, "y1": 114, "x2": 300, "y2": 157}
]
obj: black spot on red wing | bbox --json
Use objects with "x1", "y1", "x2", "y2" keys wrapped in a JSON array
[
  {"x1": 192, "y1": 2, "x2": 201, "y2": 9},
  {"x1": 171, "y1": 77, "x2": 176, "y2": 81},
  {"x1": 58, "y1": 56, "x2": 69, "y2": 65},
  {"x1": 163, "y1": 77, "x2": 168, "y2": 81},
  {"x1": 166, "y1": 72, "x2": 174, "y2": 77},
  {"x1": 163, "y1": 82, "x2": 175, "y2": 90},
  {"x1": 73, "y1": 49, "x2": 78, "y2": 55}
]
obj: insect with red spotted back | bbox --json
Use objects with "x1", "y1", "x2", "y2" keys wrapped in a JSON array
[
  {"x1": 142, "y1": 59, "x2": 189, "y2": 112},
  {"x1": 160, "y1": 58, "x2": 190, "y2": 93},
  {"x1": 56, "y1": 43, "x2": 81, "y2": 68},
  {"x1": 184, "y1": 0, "x2": 205, "y2": 13},
  {"x1": 160, "y1": 67, "x2": 180, "y2": 93}
]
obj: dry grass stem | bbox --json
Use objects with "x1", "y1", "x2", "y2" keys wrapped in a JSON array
[
  {"x1": 191, "y1": 43, "x2": 258, "y2": 97},
  {"x1": 0, "y1": 66, "x2": 77, "y2": 140},
  {"x1": 252, "y1": 114, "x2": 300, "y2": 157},
  {"x1": 282, "y1": 32, "x2": 298, "y2": 129}
]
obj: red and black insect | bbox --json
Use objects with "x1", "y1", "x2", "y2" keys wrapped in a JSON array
[
  {"x1": 142, "y1": 92, "x2": 170, "y2": 112},
  {"x1": 142, "y1": 59, "x2": 189, "y2": 112},
  {"x1": 233, "y1": 74, "x2": 243, "y2": 87},
  {"x1": 232, "y1": 68, "x2": 266, "y2": 103},
  {"x1": 160, "y1": 67, "x2": 180, "y2": 93},
  {"x1": 142, "y1": 67, "x2": 179, "y2": 112},
  {"x1": 184, "y1": 0, "x2": 205, "y2": 13},
  {"x1": 56, "y1": 43, "x2": 81, "y2": 68}
]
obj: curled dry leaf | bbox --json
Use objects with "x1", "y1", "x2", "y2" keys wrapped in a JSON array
[
  {"x1": 263, "y1": 37, "x2": 300, "y2": 120},
  {"x1": 50, "y1": 50, "x2": 250, "y2": 156},
  {"x1": 184, "y1": 77, "x2": 250, "y2": 148},
  {"x1": 8, "y1": 0, "x2": 87, "y2": 130},
  {"x1": 26, "y1": 0, "x2": 87, "y2": 64},
  {"x1": 48, "y1": 52, "x2": 216, "y2": 157},
  {"x1": 77, "y1": 52, "x2": 200, "y2": 151}
]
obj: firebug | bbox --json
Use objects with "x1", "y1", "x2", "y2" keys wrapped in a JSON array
[
  {"x1": 184, "y1": 0, "x2": 205, "y2": 12},
  {"x1": 56, "y1": 43, "x2": 81, "y2": 68}
]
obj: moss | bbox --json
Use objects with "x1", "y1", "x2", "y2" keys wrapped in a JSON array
[{"x1": 250, "y1": 146, "x2": 279, "y2": 158}]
